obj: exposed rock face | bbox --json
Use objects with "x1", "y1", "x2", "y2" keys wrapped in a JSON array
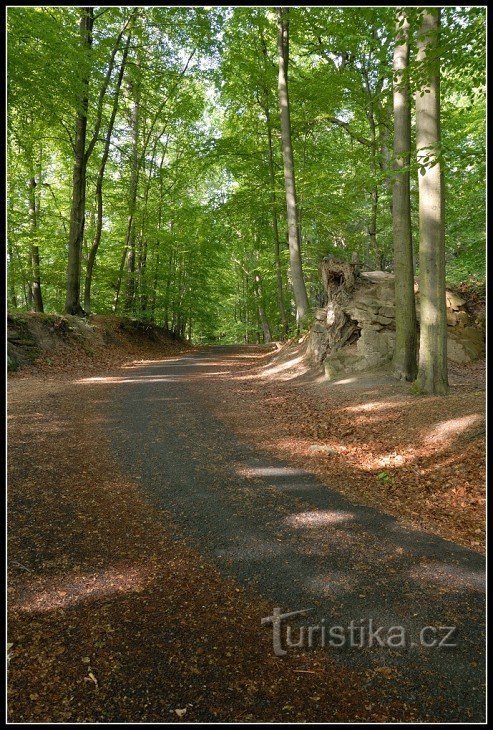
[{"x1": 307, "y1": 260, "x2": 485, "y2": 379}]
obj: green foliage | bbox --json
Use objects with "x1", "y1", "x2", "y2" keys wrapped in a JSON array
[{"x1": 7, "y1": 7, "x2": 485, "y2": 343}]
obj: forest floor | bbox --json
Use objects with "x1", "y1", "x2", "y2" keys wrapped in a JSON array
[
  {"x1": 7, "y1": 343, "x2": 485, "y2": 722},
  {"x1": 202, "y1": 346, "x2": 486, "y2": 553}
]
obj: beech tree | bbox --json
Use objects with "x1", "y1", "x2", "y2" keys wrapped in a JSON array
[
  {"x1": 392, "y1": 8, "x2": 417, "y2": 381},
  {"x1": 276, "y1": 7, "x2": 309, "y2": 326},
  {"x1": 65, "y1": 7, "x2": 94, "y2": 315},
  {"x1": 415, "y1": 8, "x2": 448, "y2": 394},
  {"x1": 7, "y1": 7, "x2": 485, "y2": 353},
  {"x1": 84, "y1": 13, "x2": 136, "y2": 314}
]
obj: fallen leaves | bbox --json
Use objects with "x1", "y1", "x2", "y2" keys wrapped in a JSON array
[
  {"x1": 200, "y1": 350, "x2": 485, "y2": 553},
  {"x1": 7, "y1": 345, "x2": 484, "y2": 723},
  {"x1": 7, "y1": 361, "x2": 416, "y2": 723}
]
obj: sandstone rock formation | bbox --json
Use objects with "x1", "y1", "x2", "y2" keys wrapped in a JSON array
[{"x1": 307, "y1": 259, "x2": 485, "y2": 379}]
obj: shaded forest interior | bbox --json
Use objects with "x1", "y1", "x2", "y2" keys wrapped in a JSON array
[{"x1": 8, "y1": 7, "x2": 485, "y2": 392}]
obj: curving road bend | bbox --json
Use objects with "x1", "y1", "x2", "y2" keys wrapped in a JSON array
[{"x1": 94, "y1": 346, "x2": 485, "y2": 722}]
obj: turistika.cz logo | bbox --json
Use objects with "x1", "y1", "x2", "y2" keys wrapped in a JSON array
[{"x1": 261, "y1": 607, "x2": 457, "y2": 657}]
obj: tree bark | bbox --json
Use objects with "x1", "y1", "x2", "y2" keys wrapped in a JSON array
[
  {"x1": 254, "y1": 272, "x2": 272, "y2": 343},
  {"x1": 112, "y1": 245, "x2": 127, "y2": 312},
  {"x1": 276, "y1": 7, "x2": 309, "y2": 326},
  {"x1": 7, "y1": 238, "x2": 18, "y2": 308},
  {"x1": 123, "y1": 72, "x2": 141, "y2": 313},
  {"x1": 149, "y1": 153, "x2": 167, "y2": 320},
  {"x1": 392, "y1": 9, "x2": 417, "y2": 381},
  {"x1": 28, "y1": 175, "x2": 44, "y2": 312},
  {"x1": 362, "y1": 63, "x2": 381, "y2": 270},
  {"x1": 163, "y1": 245, "x2": 175, "y2": 331},
  {"x1": 138, "y1": 142, "x2": 161, "y2": 316},
  {"x1": 377, "y1": 98, "x2": 393, "y2": 218},
  {"x1": 65, "y1": 7, "x2": 94, "y2": 315},
  {"x1": 259, "y1": 29, "x2": 289, "y2": 336},
  {"x1": 265, "y1": 111, "x2": 289, "y2": 337},
  {"x1": 415, "y1": 8, "x2": 448, "y2": 394}
]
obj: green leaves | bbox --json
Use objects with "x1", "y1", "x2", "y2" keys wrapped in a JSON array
[{"x1": 6, "y1": 6, "x2": 485, "y2": 336}]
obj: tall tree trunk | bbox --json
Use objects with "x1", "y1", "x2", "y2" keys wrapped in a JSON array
[
  {"x1": 163, "y1": 241, "x2": 175, "y2": 330},
  {"x1": 150, "y1": 244, "x2": 160, "y2": 321},
  {"x1": 376, "y1": 95, "x2": 394, "y2": 237},
  {"x1": 415, "y1": 8, "x2": 448, "y2": 395},
  {"x1": 138, "y1": 147, "x2": 159, "y2": 316},
  {"x1": 149, "y1": 153, "x2": 166, "y2": 320},
  {"x1": 276, "y1": 7, "x2": 309, "y2": 326},
  {"x1": 187, "y1": 308, "x2": 192, "y2": 342},
  {"x1": 259, "y1": 29, "x2": 289, "y2": 337},
  {"x1": 65, "y1": 7, "x2": 94, "y2": 315},
  {"x1": 28, "y1": 175, "x2": 44, "y2": 312},
  {"x1": 124, "y1": 73, "x2": 141, "y2": 313},
  {"x1": 362, "y1": 64, "x2": 381, "y2": 269},
  {"x1": 15, "y1": 243, "x2": 32, "y2": 308},
  {"x1": 138, "y1": 230, "x2": 148, "y2": 315},
  {"x1": 265, "y1": 103, "x2": 289, "y2": 336},
  {"x1": 84, "y1": 24, "x2": 132, "y2": 314},
  {"x1": 392, "y1": 9, "x2": 417, "y2": 381}
]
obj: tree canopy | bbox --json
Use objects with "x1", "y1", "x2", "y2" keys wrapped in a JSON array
[{"x1": 7, "y1": 6, "x2": 485, "y2": 344}]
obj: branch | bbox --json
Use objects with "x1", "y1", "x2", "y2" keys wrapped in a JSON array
[
  {"x1": 93, "y1": 7, "x2": 112, "y2": 21},
  {"x1": 310, "y1": 115, "x2": 372, "y2": 147},
  {"x1": 59, "y1": 117, "x2": 75, "y2": 151},
  {"x1": 41, "y1": 183, "x2": 68, "y2": 234},
  {"x1": 139, "y1": 49, "x2": 195, "y2": 163},
  {"x1": 85, "y1": 10, "x2": 137, "y2": 161}
]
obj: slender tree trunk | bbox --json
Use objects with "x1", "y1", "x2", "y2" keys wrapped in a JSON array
[
  {"x1": 377, "y1": 99, "x2": 393, "y2": 218},
  {"x1": 28, "y1": 175, "x2": 44, "y2": 312},
  {"x1": 415, "y1": 8, "x2": 448, "y2": 395},
  {"x1": 392, "y1": 9, "x2": 417, "y2": 381},
  {"x1": 362, "y1": 65, "x2": 381, "y2": 270},
  {"x1": 265, "y1": 106, "x2": 289, "y2": 337},
  {"x1": 65, "y1": 7, "x2": 94, "y2": 315},
  {"x1": 124, "y1": 73, "x2": 141, "y2": 313},
  {"x1": 7, "y1": 238, "x2": 18, "y2": 308},
  {"x1": 138, "y1": 149, "x2": 158, "y2": 316},
  {"x1": 112, "y1": 245, "x2": 127, "y2": 312},
  {"x1": 163, "y1": 242, "x2": 175, "y2": 330},
  {"x1": 84, "y1": 25, "x2": 132, "y2": 313},
  {"x1": 187, "y1": 308, "x2": 192, "y2": 342},
  {"x1": 150, "y1": 245, "x2": 160, "y2": 321},
  {"x1": 254, "y1": 272, "x2": 272, "y2": 343},
  {"x1": 276, "y1": 7, "x2": 309, "y2": 325},
  {"x1": 15, "y1": 243, "x2": 32, "y2": 308},
  {"x1": 138, "y1": 230, "x2": 148, "y2": 315},
  {"x1": 149, "y1": 153, "x2": 166, "y2": 320},
  {"x1": 172, "y1": 252, "x2": 185, "y2": 337},
  {"x1": 177, "y1": 255, "x2": 188, "y2": 336},
  {"x1": 259, "y1": 29, "x2": 289, "y2": 336},
  {"x1": 369, "y1": 184, "x2": 379, "y2": 268}
]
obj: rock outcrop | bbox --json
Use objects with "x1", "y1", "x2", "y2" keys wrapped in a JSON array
[{"x1": 307, "y1": 260, "x2": 485, "y2": 379}]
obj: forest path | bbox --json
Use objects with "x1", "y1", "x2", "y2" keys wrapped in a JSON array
[
  {"x1": 8, "y1": 346, "x2": 485, "y2": 722},
  {"x1": 102, "y1": 346, "x2": 484, "y2": 721}
]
